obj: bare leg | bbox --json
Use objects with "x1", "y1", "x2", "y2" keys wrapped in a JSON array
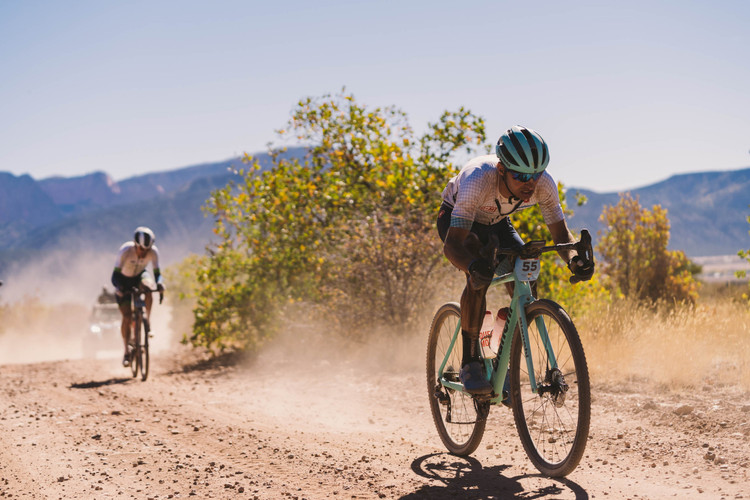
[
  {"x1": 460, "y1": 275, "x2": 489, "y2": 362},
  {"x1": 459, "y1": 275, "x2": 493, "y2": 394},
  {"x1": 118, "y1": 302, "x2": 132, "y2": 354},
  {"x1": 144, "y1": 291, "x2": 153, "y2": 321}
]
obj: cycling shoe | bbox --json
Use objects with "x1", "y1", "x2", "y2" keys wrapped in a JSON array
[
  {"x1": 122, "y1": 353, "x2": 130, "y2": 367},
  {"x1": 459, "y1": 361, "x2": 492, "y2": 395}
]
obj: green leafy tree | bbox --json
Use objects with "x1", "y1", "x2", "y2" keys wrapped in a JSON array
[
  {"x1": 190, "y1": 90, "x2": 486, "y2": 351},
  {"x1": 598, "y1": 193, "x2": 699, "y2": 304}
]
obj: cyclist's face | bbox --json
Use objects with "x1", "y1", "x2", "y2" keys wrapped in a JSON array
[
  {"x1": 501, "y1": 166, "x2": 540, "y2": 200},
  {"x1": 135, "y1": 245, "x2": 148, "y2": 257}
]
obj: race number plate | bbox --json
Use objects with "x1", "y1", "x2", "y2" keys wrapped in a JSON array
[{"x1": 515, "y1": 258, "x2": 541, "y2": 281}]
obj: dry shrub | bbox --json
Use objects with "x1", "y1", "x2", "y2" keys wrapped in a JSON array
[
  {"x1": 317, "y1": 213, "x2": 449, "y2": 341},
  {"x1": 578, "y1": 296, "x2": 750, "y2": 390}
]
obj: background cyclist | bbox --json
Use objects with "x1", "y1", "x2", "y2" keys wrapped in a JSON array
[
  {"x1": 111, "y1": 226, "x2": 165, "y2": 367},
  {"x1": 437, "y1": 125, "x2": 594, "y2": 395}
]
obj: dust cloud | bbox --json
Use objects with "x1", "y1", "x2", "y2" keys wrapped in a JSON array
[
  {"x1": 0, "y1": 248, "x2": 177, "y2": 365},
  {"x1": 224, "y1": 316, "x2": 431, "y2": 435}
]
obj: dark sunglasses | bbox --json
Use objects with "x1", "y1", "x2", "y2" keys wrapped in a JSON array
[{"x1": 508, "y1": 170, "x2": 544, "y2": 182}]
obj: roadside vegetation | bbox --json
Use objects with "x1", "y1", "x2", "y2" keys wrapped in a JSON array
[
  {"x1": 174, "y1": 90, "x2": 606, "y2": 353},
  {"x1": 159, "y1": 90, "x2": 749, "y2": 387},
  {"x1": 180, "y1": 90, "x2": 486, "y2": 351}
]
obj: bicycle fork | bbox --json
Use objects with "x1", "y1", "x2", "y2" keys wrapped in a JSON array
[{"x1": 489, "y1": 287, "x2": 561, "y2": 401}]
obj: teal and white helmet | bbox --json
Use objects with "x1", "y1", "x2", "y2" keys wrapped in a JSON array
[{"x1": 495, "y1": 125, "x2": 550, "y2": 173}]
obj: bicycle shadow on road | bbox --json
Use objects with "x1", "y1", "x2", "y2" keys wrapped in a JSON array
[
  {"x1": 69, "y1": 377, "x2": 133, "y2": 389},
  {"x1": 403, "y1": 453, "x2": 588, "y2": 500},
  {"x1": 165, "y1": 350, "x2": 258, "y2": 375}
]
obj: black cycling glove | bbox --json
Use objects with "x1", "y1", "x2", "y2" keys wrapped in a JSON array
[
  {"x1": 468, "y1": 259, "x2": 494, "y2": 290},
  {"x1": 568, "y1": 256, "x2": 595, "y2": 281}
]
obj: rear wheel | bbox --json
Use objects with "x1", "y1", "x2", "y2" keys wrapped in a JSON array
[
  {"x1": 509, "y1": 299, "x2": 590, "y2": 477},
  {"x1": 426, "y1": 302, "x2": 487, "y2": 456}
]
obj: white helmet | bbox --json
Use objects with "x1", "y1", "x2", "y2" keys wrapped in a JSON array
[{"x1": 134, "y1": 226, "x2": 155, "y2": 250}]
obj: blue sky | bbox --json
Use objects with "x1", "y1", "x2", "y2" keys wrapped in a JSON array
[{"x1": 1, "y1": 0, "x2": 748, "y2": 192}]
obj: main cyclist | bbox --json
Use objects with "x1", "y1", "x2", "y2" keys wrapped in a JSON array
[
  {"x1": 437, "y1": 125, "x2": 594, "y2": 395},
  {"x1": 111, "y1": 226, "x2": 165, "y2": 367}
]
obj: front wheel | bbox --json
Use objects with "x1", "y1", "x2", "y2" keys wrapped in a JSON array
[
  {"x1": 426, "y1": 302, "x2": 487, "y2": 456},
  {"x1": 130, "y1": 314, "x2": 140, "y2": 378},
  {"x1": 509, "y1": 299, "x2": 590, "y2": 477},
  {"x1": 139, "y1": 318, "x2": 150, "y2": 381}
]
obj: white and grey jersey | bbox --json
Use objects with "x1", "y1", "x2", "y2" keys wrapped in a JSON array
[
  {"x1": 114, "y1": 242, "x2": 161, "y2": 278},
  {"x1": 441, "y1": 154, "x2": 565, "y2": 229}
]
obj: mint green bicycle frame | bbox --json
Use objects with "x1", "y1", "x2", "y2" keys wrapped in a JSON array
[{"x1": 437, "y1": 261, "x2": 556, "y2": 405}]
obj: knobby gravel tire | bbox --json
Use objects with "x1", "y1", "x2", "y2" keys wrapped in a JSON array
[
  {"x1": 509, "y1": 299, "x2": 590, "y2": 476},
  {"x1": 140, "y1": 319, "x2": 150, "y2": 381},
  {"x1": 130, "y1": 313, "x2": 140, "y2": 378},
  {"x1": 426, "y1": 302, "x2": 487, "y2": 456}
]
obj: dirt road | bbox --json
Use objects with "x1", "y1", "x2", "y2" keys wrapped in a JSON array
[{"x1": 1, "y1": 332, "x2": 749, "y2": 500}]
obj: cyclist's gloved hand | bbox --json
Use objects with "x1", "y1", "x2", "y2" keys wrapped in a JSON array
[
  {"x1": 568, "y1": 256, "x2": 595, "y2": 281},
  {"x1": 468, "y1": 258, "x2": 494, "y2": 290}
]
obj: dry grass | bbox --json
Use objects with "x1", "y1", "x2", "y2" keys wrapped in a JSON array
[{"x1": 578, "y1": 296, "x2": 750, "y2": 390}]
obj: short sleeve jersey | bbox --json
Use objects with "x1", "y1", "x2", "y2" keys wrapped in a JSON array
[
  {"x1": 441, "y1": 154, "x2": 564, "y2": 230},
  {"x1": 114, "y1": 242, "x2": 161, "y2": 278}
]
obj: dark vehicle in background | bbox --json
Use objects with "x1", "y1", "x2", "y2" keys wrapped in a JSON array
[{"x1": 82, "y1": 288, "x2": 122, "y2": 358}]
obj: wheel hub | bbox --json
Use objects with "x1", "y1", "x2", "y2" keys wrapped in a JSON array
[{"x1": 538, "y1": 367, "x2": 568, "y2": 408}]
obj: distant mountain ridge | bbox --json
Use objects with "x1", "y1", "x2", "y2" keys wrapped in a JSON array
[
  {"x1": 564, "y1": 167, "x2": 750, "y2": 257},
  {"x1": 1, "y1": 154, "x2": 748, "y2": 276},
  {"x1": 0, "y1": 172, "x2": 62, "y2": 239},
  {"x1": 1, "y1": 158, "x2": 242, "y2": 254},
  {"x1": 0, "y1": 149, "x2": 304, "y2": 275}
]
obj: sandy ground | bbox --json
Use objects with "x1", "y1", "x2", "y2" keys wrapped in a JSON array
[{"x1": 1, "y1": 324, "x2": 749, "y2": 500}]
